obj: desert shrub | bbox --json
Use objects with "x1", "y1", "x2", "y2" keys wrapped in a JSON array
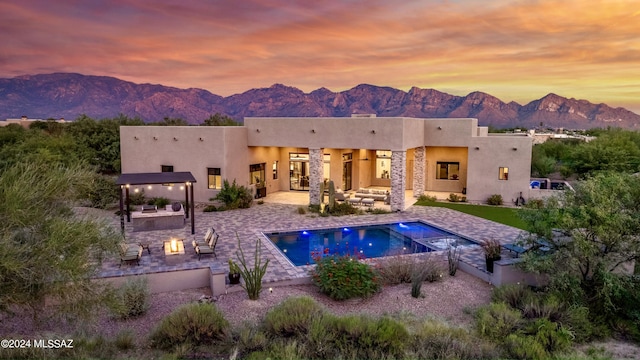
[
  {"x1": 563, "y1": 305, "x2": 596, "y2": 343},
  {"x1": 525, "y1": 318, "x2": 573, "y2": 353},
  {"x1": 365, "y1": 207, "x2": 390, "y2": 214},
  {"x1": 522, "y1": 295, "x2": 565, "y2": 322},
  {"x1": 475, "y1": 302, "x2": 523, "y2": 341},
  {"x1": 237, "y1": 324, "x2": 269, "y2": 354},
  {"x1": 487, "y1": 194, "x2": 503, "y2": 205},
  {"x1": 128, "y1": 188, "x2": 146, "y2": 205},
  {"x1": 448, "y1": 244, "x2": 461, "y2": 276},
  {"x1": 330, "y1": 315, "x2": 409, "y2": 359},
  {"x1": 411, "y1": 268, "x2": 425, "y2": 298},
  {"x1": 263, "y1": 296, "x2": 325, "y2": 338},
  {"x1": 149, "y1": 302, "x2": 230, "y2": 350},
  {"x1": 108, "y1": 277, "x2": 150, "y2": 320},
  {"x1": 84, "y1": 174, "x2": 119, "y2": 209},
  {"x1": 503, "y1": 334, "x2": 548, "y2": 360},
  {"x1": 235, "y1": 235, "x2": 269, "y2": 300},
  {"x1": 412, "y1": 318, "x2": 498, "y2": 360},
  {"x1": 113, "y1": 330, "x2": 136, "y2": 350},
  {"x1": 296, "y1": 206, "x2": 306, "y2": 214},
  {"x1": 312, "y1": 255, "x2": 380, "y2": 300},
  {"x1": 148, "y1": 196, "x2": 170, "y2": 209},
  {"x1": 327, "y1": 202, "x2": 360, "y2": 216},
  {"x1": 418, "y1": 194, "x2": 437, "y2": 202},
  {"x1": 526, "y1": 198, "x2": 545, "y2": 209},
  {"x1": 420, "y1": 258, "x2": 445, "y2": 282},
  {"x1": 203, "y1": 204, "x2": 217, "y2": 212},
  {"x1": 374, "y1": 255, "x2": 413, "y2": 285},
  {"x1": 213, "y1": 179, "x2": 253, "y2": 209},
  {"x1": 448, "y1": 193, "x2": 462, "y2": 202},
  {"x1": 492, "y1": 284, "x2": 534, "y2": 311}
]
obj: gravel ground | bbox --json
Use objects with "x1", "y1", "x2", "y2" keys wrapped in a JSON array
[{"x1": 0, "y1": 271, "x2": 490, "y2": 339}]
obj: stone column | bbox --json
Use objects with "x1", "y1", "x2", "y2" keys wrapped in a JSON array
[
  {"x1": 390, "y1": 150, "x2": 406, "y2": 211},
  {"x1": 413, "y1": 146, "x2": 425, "y2": 198},
  {"x1": 309, "y1": 148, "x2": 324, "y2": 206}
]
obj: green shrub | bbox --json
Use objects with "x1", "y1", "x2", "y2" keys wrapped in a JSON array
[
  {"x1": 263, "y1": 296, "x2": 325, "y2": 338},
  {"x1": 448, "y1": 244, "x2": 461, "y2": 276},
  {"x1": 526, "y1": 198, "x2": 545, "y2": 209},
  {"x1": 365, "y1": 207, "x2": 390, "y2": 214},
  {"x1": 563, "y1": 305, "x2": 596, "y2": 343},
  {"x1": 522, "y1": 295, "x2": 565, "y2": 322},
  {"x1": 312, "y1": 255, "x2": 380, "y2": 300},
  {"x1": 330, "y1": 315, "x2": 409, "y2": 359},
  {"x1": 296, "y1": 206, "x2": 306, "y2": 214},
  {"x1": 84, "y1": 174, "x2": 119, "y2": 209},
  {"x1": 411, "y1": 268, "x2": 424, "y2": 298},
  {"x1": 203, "y1": 204, "x2": 217, "y2": 212},
  {"x1": 109, "y1": 277, "x2": 150, "y2": 319},
  {"x1": 328, "y1": 202, "x2": 360, "y2": 216},
  {"x1": 448, "y1": 193, "x2": 461, "y2": 202},
  {"x1": 128, "y1": 188, "x2": 146, "y2": 205},
  {"x1": 526, "y1": 318, "x2": 573, "y2": 353},
  {"x1": 503, "y1": 334, "x2": 549, "y2": 360},
  {"x1": 418, "y1": 194, "x2": 437, "y2": 202},
  {"x1": 213, "y1": 179, "x2": 253, "y2": 209},
  {"x1": 148, "y1": 196, "x2": 170, "y2": 208},
  {"x1": 492, "y1": 284, "x2": 534, "y2": 311},
  {"x1": 475, "y1": 302, "x2": 523, "y2": 341},
  {"x1": 412, "y1": 318, "x2": 498, "y2": 360},
  {"x1": 487, "y1": 194, "x2": 503, "y2": 205},
  {"x1": 149, "y1": 302, "x2": 230, "y2": 350}
]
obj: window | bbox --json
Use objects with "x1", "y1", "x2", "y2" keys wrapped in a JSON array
[
  {"x1": 208, "y1": 168, "x2": 221, "y2": 189},
  {"x1": 250, "y1": 163, "x2": 266, "y2": 186},
  {"x1": 436, "y1": 162, "x2": 460, "y2": 180},
  {"x1": 376, "y1": 150, "x2": 391, "y2": 179},
  {"x1": 161, "y1": 165, "x2": 174, "y2": 172},
  {"x1": 499, "y1": 167, "x2": 509, "y2": 180},
  {"x1": 272, "y1": 161, "x2": 278, "y2": 180}
]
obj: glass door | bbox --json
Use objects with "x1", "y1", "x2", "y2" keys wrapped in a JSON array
[
  {"x1": 342, "y1": 153, "x2": 352, "y2": 191},
  {"x1": 289, "y1": 153, "x2": 310, "y2": 190}
]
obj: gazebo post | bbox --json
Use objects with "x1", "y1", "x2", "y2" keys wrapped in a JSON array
[
  {"x1": 190, "y1": 182, "x2": 195, "y2": 234},
  {"x1": 119, "y1": 185, "x2": 125, "y2": 234},
  {"x1": 125, "y1": 185, "x2": 131, "y2": 222},
  {"x1": 184, "y1": 182, "x2": 190, "y2": 219}
]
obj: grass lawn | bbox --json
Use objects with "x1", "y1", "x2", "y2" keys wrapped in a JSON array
[{"x1": 415, "y1": 200, "x2": 527, "y2": 229}]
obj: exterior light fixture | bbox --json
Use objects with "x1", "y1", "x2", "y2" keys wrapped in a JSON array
[
  {"x1": 125, "y1": 184, "x2": 130, "y2": 188},
  {"x1": 371, "y1": 130, "x2": 376, "y2": 134},
  {"x1": 256, "y1": 129, "x2": 260, "y2": 133},
  {"x1": 134, "y1": 188, "x2": 140, "y2": 193},
  {"x1": 147, "y1": 185, "x2": 152, "y2": 190},
  {"x1": 134, "y1": 136, "x2": 139, "y2": 140},
  {"x1": 153, "y1": 136, "x2": 158, "y2": 140},
  {"x1": 475, "y1": 147, "x2": 480, "y2": 150},
  {"x1": 199, "y1": 137, "x2": 204, "y2": 141},
  {"x1": 311, "y1": 129, "x2": 316, "y2": 133},
  {"x1": 437, "y1": 126, "x2": 442, "y2": 130},
  {"x1": 170, "y1": 239, "x2": 178, "y2": 253},
  {"x1": 186, "y1": 181, "x2": 192, "y2": 186},
  {"x1": 173, "y1": 137, "x2": 178, "y2": 141},
  {"x1": 512, "y1": 147, "x2": 518, "y2": 151},
  {"x1": 180, "y1": 186, "x2": 185, "y2": 190},
  {"x1": 269, "y1": 287, "x2": 273, "y2": 293}
]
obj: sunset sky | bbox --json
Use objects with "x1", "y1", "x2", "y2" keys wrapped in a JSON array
[{"x1": 1, "y1": 0, "x2": 639, "y2": 113}]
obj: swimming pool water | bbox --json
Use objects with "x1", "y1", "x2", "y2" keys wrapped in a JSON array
[{"x1": 264, "y1": 221, "x2": 477, "y2": 266}]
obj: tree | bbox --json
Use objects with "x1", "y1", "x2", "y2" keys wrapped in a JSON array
[
  {"x1": 0, "y1": 158, "x2": 120, "y2": 323},
  {"x1": 519, "y1": 172, "x2": 640, "y2": 318},
  {"x1": 202, "y1": 113, "x2": 241, "y2": 126}
]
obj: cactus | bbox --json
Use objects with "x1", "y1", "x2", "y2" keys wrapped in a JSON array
[
  {"x1": 328, "y1": 180, "x2": 336, "y2": 208},
  {"x1": 320, "y1": 181, "x2": 325, "y2": 204}
]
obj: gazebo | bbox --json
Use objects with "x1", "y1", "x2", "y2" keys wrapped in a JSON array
[{"x1": 115, "y1": 172, "x2": 197, "y2": 234}]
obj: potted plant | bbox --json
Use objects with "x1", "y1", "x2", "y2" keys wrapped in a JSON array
[
  {"x1": 228, "y1": 258, "x2": 241, "y2": 284},
  {"x1": 481, "y1": 238, "x2": 502, "y2": 273}
]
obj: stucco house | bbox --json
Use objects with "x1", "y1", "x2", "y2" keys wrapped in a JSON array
[{"x1": 119, "y1": 115, "x2": 532, "y2": 211}]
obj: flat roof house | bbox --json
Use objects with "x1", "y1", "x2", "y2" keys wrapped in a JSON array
[{"x1": 120, "y1": 116, "x2": 532, "y2": 211}]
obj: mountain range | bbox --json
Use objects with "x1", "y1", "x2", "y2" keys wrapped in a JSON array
[{"x1": 1, "y1": 73, "x2": 639, "y2": 129}]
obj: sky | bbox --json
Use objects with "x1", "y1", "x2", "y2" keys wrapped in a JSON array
[{"x1": 1, "y1": 0, "x2": 639, "y2": 114}]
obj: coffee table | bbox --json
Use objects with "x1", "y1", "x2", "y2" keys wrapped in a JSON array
[{"x1": 361, "y1": 198, "x2": 375, "y2": 207}]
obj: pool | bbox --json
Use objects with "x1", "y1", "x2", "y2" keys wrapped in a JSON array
[{"x1": 264, "y1": 221, "x2": 477, "y2": 266}]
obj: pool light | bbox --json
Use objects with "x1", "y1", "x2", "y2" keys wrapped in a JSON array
[
  {"x1": 302, "y1": 231, "x2": 309, "y2": 235},
  {"x1": 343, "y1": 227, "x2": 350, "y2": 232}
]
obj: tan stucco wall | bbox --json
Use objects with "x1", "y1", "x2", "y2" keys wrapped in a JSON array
[
  {"x1": 466, "y1": 134, "x2": 532, "y2": 203},
  {"x1": 425, "y1": 147, "x2": 468, "y2": 193},
  {"x1": 120, "y1": 126, "x2": 248, "y2": 202}
]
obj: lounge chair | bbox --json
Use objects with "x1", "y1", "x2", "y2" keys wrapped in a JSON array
[
  {"x1": 192, "y1": 227, "x2": 214, "y2": 248},
  {"x1": 196, "y1": 233, "x2": 219, "y2": 260},
  {"x1": 119, "y1": 243, "x2": 143, "y2": 267},
  {"x1": 502, "y1": 243, "x2": 527, "y2": 257},
  {"x1": 335, "y1": 190, "x2": 352, "y2": 202}
]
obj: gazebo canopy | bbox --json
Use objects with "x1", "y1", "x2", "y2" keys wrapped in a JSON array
[{"x1": 116, "y1": 172, "x2": 197, "y2": 186}]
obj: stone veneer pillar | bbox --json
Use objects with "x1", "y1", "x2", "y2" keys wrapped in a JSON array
[
  {"x1": 413, "y1": 146, "x2": 425, "y2": 198},
  {"x1": 390, "y1": 150, "x2": 406, "y2": 211},
  {"x1": 308, "y1": 148, "x2": 324, "y2": 206}
]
